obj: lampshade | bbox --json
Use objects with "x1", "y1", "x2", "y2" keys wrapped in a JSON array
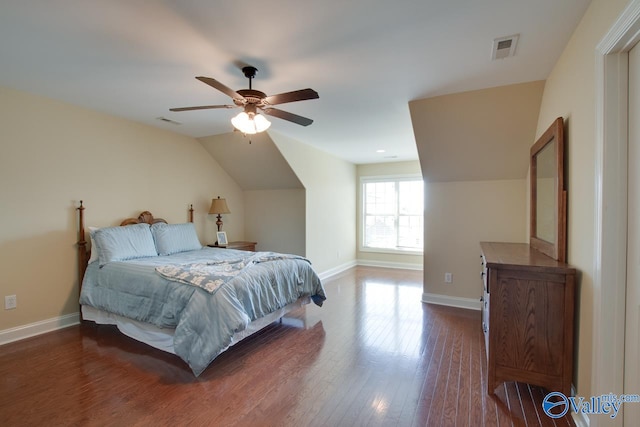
[
  {"x1": 231, "y1": 111, "x2": 271, "y2": 134},
  {"x1": 209, "y1": 197, "x2": 230, "y2": 214}
]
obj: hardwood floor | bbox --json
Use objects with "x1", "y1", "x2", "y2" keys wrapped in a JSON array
[{"x1": 0, "y1": 267, "x2": 575, "y2": 426}]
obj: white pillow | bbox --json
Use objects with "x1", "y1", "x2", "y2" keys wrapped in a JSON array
[
  {"x1": 88, "y1": 226, "x2": 99, "y2": 264},
  {"x1": 93, "y1": 223, "x2": 158, "y2": 266},
  {"x1": 151, "y1": 222, "x2": 202, "y2": 256}
]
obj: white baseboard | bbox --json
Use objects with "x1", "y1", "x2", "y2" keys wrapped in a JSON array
[
  {"x1": 571, "y1": 412, "x2": 589, "y2": 427},
  {"x1": 357, "y1": 259, "x2": 423, "y2": 271},
  {"x1": 570, "y1": 384, "x2": 590, "y2": 427},
  {"x1": 0, "y1": 312, "x2": 80, "y2": 346},
  {"x1": 318, "y1": 259, "x2": 422, "y2": 280},
  {"x1": 318, "y1": 259, "x2": 423, "y2": 281},
  {"x1": 318, "y1": 260, "x2": 358, "y2": 281},
  {"x1": 422, "y1": 292, "x2": 482, "y2": 311}
]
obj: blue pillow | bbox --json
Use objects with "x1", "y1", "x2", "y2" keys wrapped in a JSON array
[
  {"x1": 151, "y1": 222, "x2": 202, "y2": 256},
  {"x1": 93, "y1": 223, "x2": 158, "y2": 266}
]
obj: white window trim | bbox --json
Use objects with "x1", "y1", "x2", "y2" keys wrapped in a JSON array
[{"x1": 359, "y1": 174, "x2": 424, "y2": 255}]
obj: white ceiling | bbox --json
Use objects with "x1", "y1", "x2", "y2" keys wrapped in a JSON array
[{"x1": 0, "y1": 0, "x2": 591, "y2": 164}]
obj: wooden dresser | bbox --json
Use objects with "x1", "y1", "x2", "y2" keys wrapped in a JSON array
[{"x1": 480, "y1": 242, "x2": 576, "y2": 396}]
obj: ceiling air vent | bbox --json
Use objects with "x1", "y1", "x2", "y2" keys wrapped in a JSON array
[
  {"x1": 156, "y1": 117, "x2": 182, "y2": 125},
  {"x1": 491, "y1": 34, "x2": 519, "y2": 60}
]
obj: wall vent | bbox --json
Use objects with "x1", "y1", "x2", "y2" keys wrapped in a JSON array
[
  {"x1": 491, "y1": 34, "x2": 519, "y2": 60},
  {"x1": 156, "y1": 117, "x2": 182, "y2": 125}
]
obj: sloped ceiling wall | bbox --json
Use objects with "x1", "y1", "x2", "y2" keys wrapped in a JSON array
[
  {"x1": 410, "y1": 80, "x2": 545, "y2": 182},
  {"x1": 198, "y1": 132, "x2": 303, "y2": 190},
  {"x1": 410, "y1": 80, "x2": 545, "y2": 306},
  {"x1": 198, "y1": 131, "x2": 305, "y2": 255}
]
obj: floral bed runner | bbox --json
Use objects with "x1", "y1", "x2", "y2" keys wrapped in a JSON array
[{"x1": 155, "y1": 252, "x2": 308, "y2": 294}]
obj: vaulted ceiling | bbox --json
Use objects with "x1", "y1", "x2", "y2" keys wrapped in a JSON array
[
  {"x1": 411, "y1": 80, "x2": 545, "y2": 182},
  {"x1": 0, "y1": 0, "x2": 591, "y2": 164},
  {"x1": 199, "y1": 132, "x2": 304, "y2": 190}
]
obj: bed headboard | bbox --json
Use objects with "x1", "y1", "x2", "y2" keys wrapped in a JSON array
[
  {"x1": 120, "y1": 211, "x2": 168, "y2": 226},
  {"x1": 76, "y1": 201, "x2": 194, "y2": 292}
]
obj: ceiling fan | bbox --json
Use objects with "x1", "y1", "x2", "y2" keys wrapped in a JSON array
[{"x1": 170, "y1": 66, "x2": 319, "y2": 134}]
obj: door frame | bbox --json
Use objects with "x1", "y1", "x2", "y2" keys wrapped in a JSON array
[{"x1": 594, "y1": 1, "x2": 640, "y2": 426}]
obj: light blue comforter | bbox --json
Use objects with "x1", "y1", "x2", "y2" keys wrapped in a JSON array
[{"x1": 79, "y1": 247, "x2": 325, "y2": 376}]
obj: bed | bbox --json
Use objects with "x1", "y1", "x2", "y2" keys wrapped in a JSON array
[{"x1": 76, "y1": 202, "x2": 326, "y2": 376}]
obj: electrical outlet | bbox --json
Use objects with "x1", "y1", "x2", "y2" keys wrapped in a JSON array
[
  {"x1": 444, "y1": 273, "x2": 453, "y2": 284},
  {"x1": 5, "y1": 295, "x2": 17, "y2": 310}
]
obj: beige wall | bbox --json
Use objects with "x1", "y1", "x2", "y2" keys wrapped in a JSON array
[
  {"x1": 424, "y1": 179, "x2": 527, "y2": 299},
  {"x1": 0, "y1": 86, "x2": 244, "y2": 330},
  {"x1": 532, "y1": 0, "x2": 629, "y2": 398},
  {"x1": 199, "y1": 132, "x2": 307, "y2": 257},
  {"x1": 244, "y1": 189, "x2": 305, "y2": 255},
  {"x1": 410, "y1": 81, "x2": 545, "y2": 182},
  {"x1": 356, "y1": 161, "x2": 423, "y2": 268},
  {"x1": 410, "y1": 82, "x2": 543, "y2": 304},
  {"x1": 270, "y1": 131, "x2": 357, "y2": 274}
]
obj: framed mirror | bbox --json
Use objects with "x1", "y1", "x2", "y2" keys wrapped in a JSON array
[{"x1": 530, "y1": 117, "x2": 567, "y2": 262}]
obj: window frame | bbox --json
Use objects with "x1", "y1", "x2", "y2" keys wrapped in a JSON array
[{"x1": 359, "y1": 174, "x2": 424, "y2": 255}]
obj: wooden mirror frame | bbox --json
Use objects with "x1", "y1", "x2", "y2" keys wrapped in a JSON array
[{"x1": 530, "y1": 117, "x2": 567, "y2": 262}]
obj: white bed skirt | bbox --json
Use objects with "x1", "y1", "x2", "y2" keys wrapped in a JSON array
[{"x1": 81, "y1": 296, "x2": 311, "y2": 355}]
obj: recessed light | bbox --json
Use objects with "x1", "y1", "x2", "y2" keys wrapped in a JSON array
[{"x1": 376, "y1": 149, "x2": 386, "y2": 153}]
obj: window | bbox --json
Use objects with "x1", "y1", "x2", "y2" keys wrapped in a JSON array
[{"x1": 361, "y1": 176, "x2": 423, "y2": 253}]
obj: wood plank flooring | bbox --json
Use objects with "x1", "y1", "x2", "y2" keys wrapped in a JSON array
[{"x1": 0, "y1": 267, "x2": 575, "y2": 426}]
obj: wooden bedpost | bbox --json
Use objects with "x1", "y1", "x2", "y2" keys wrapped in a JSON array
[
  {"x1": 77, "y1": 201, "x2": 89, "y2": 294},
  {"x1": 189, "y1": 204, "x2": 194, "y2": 223}
]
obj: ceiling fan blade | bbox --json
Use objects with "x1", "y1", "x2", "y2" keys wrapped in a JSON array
[
  {"x1": 263, "y1": 88, "x2": 319, "y2": 106},
  {"x1": 262, "y1": 108, "x2": 314, "y2": 126},
  {"x1": 196, "y1": 76, "x2": 245, "y2": 101},
  {"x1": 170, "y1": 105, "x2": 236, "y2": 112}
]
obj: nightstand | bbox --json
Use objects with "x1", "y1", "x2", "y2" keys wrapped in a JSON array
[{"x1": 208, "y1": 241, "x2": 257, "y2": 251}]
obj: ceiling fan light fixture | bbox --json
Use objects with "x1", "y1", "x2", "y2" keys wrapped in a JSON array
[
  {"x1": 231, "y1": 111, "x2": 271, "y2": 134},
  {"x1": 171, "y1": 67, "x2": 318, "y2": 129},
  {"x1": 253, "y1": 113, "x2": 271, "y2": 132}
]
